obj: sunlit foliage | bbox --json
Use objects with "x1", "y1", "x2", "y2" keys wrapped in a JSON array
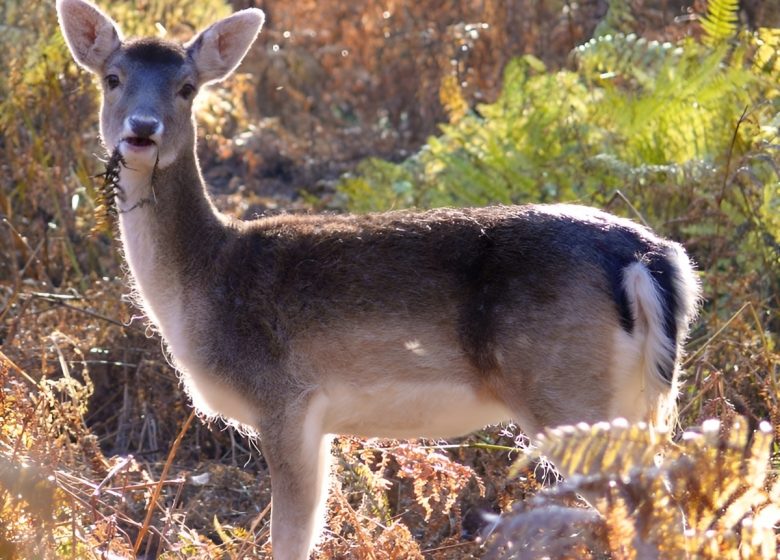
[{"x1": 488, "y1": 418, "x2": 780, "y2": 559}]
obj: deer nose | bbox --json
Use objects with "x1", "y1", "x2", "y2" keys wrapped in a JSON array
[{"x1": 128, "y1": 115, "x2": 162, "y2": 139}]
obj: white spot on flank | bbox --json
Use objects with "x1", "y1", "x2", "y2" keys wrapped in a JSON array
[{"x1": 404, "y1": 339, "x2": 427, "y2": 356}]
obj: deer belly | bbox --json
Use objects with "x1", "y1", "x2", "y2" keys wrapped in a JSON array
[{"x1": 322, "y1": 382, "x2": 513, "y2": 439}]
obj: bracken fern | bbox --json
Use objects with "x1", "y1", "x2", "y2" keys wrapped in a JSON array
[
  {"x1": 488, "y1": 418, "x2": 780, "y2": 559},
  {"x1": 701, "y1": 0, "x2": 740, "y2": 47}
]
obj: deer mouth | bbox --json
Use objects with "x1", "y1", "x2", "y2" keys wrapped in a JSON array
[{"x1": 123, "y1": 136, "x2": 156, "y2": 148}]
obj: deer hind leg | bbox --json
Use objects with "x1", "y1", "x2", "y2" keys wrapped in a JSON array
[{"x1": 260, "y1": 393, "x2": 332, "y2": 560}]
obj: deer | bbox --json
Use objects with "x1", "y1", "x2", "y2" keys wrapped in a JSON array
[{"x1": 56, "y1": 1, "x2": 700, "y2": 558}]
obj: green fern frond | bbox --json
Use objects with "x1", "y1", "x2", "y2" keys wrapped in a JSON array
[
  {"x1": 593, "y1": 0, "x2": 636, "y2": 38},
  {"x1": 592, "y1": 43, "x2": 755, "y2": 164},
  {"x1": 701, "y1": 0, "x2": 739, "y2": 47},
  {"x1": 576, "y1": 33, "x2": 684, "y2": 88},
  {"x1": 754, "y1": 27, "x2": 780, "y2": 75}
]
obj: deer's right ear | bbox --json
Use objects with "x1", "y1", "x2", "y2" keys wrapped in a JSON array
[
  {"x1": 186, "y1": 9, "x2": 265, "y2": 85},
  {"x1": 57, "y1": 0, "x2": 122, "y2": 74}
]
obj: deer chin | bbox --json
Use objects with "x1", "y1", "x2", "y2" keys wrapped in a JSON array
[{"x1": 119, "y1": 137, "x2": 159, "y2": 170}]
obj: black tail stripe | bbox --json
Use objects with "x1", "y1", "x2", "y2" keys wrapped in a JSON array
[
  {"x1": 646, "y1": 251, "x2": 680, "y2": 382},
  {"x1": 602, "y1": 253, "x2": 635, "y2": 335}
]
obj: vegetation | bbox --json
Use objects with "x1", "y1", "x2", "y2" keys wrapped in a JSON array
[
  {"x1": 491, "y1": 418, "x2": 780, "y2": 558},
  {"x1": 0, "y1": 0, "x2": 778, "y2": 558}
]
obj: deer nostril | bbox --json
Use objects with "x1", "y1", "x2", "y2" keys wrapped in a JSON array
[{"x1": 129, "y1": 116, "x2": 161, "y2": 139}]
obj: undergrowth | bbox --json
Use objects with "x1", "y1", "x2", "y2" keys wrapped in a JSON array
[
  {"x1": 489, "y1": 418, "x2": 780, "y2": 559},
  {"x1": 0, "y1": 0, "x2": 779, "y2": 558}
]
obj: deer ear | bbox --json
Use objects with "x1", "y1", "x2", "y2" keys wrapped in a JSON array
[
  {"x1": 187, "y1": 9, "x2": 264, "y2": 85},
  {"x1": 57, "y1": 0, "x2": 122, "y2": 74}
]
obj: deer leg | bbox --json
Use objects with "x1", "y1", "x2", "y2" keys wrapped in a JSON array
[{"x1": 260, "y1": 395, "x2": 332, "y2": 560}]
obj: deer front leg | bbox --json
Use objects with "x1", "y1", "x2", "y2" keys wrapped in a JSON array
[{"x1": 260, "y1": 394, "x2": 333, "y2": 560}]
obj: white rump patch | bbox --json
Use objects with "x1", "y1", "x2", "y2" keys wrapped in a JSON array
[{"x1": 615, "y1": 262, "x2": 679, "y2": 430}]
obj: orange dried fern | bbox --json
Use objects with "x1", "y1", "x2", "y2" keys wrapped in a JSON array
[{"x1": 488, "y1": 418, "x2": 779, "y2": 559}]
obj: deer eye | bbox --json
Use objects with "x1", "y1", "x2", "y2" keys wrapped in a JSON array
[
  {"x1": 105, "y1": 74, "x2": 121, "y2": 90},
  {"x1": 179, "y1": 84, "x2": 196, "y2": 100}
]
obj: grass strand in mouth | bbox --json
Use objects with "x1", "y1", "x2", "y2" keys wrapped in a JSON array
[{"x1": 92, "y1": 147, "x2": 125, "y2": 236}]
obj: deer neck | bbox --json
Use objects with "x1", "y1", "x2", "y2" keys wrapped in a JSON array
[{"x1": 116, "y1": 147, "x2": 227, "y2": 344}]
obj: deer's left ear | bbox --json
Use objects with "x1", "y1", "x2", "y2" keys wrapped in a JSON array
[{"x1": 187, "y1": 9, "x2": 264, "y2": 85}]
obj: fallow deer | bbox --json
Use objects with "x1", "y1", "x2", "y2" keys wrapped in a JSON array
[{"x1": 57, "y1": 1, "x2": 700, "y2": 558}]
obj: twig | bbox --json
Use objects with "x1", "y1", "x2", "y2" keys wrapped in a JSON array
[
  {"x1": 746, "y1": 301, "x2": 778, "y2": 403},
  {"x1": 27, "y1": 290, "x2": 83, "y2": 301},
  {"x1": 710, "y1": 106, "x2": 751, "y2": 272},
  {"x1": 55, "y1": 470, "x2": 126, "y2": 501},
  {"x1": 377, "y1": 441, "x2": 521, "y2": 454},
  {"x1": 133, "y1": 410, "x2": 196, "y2": 556},
  {"x1": 106, "y1": 479, "x2": 186, "y2": 493},
  {"x1": 431, "y1": 442, "x2": 520, "y2": 453},
  {"x1": 0, "y1": 237, "x2": 45, "y2": 325},
  {"x1": 157, "y1": 475, "x2": 187, "y2": 559},
  {"x1": 677, "y1": 367, "x2": 722, "y2": 419},
  {"x1": 15, "y1": 290, "x2": 143, "y2": 331},
  {"x1": 92, "y1": 456, "x2": 134, "y2": 501},
  {"x1": 682, "y1": 302, "x2": 750, "y2": 367},
  {"x1": 423, "y1": 541, "x2": 476, "y2": 554},
  {"x1": 0, "y1": 349, "x2": 40, "y2": 387},
  {"x1": 234, "y1": 500, "x2": 272, "y2": 558},
  {"x1": 716, "y1": 106, "x2": 750, "y2": 206},
  {"x1": 605, "y1": 189, "x2": 652, "y2": 229},
  {"x1": 56, "y1": 300, "x2": 132, "y2": 329}
]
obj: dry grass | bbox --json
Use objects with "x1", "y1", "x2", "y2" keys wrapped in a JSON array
[{"x1": 1, "y1": 0, "x2": 779, "y2": 558}]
